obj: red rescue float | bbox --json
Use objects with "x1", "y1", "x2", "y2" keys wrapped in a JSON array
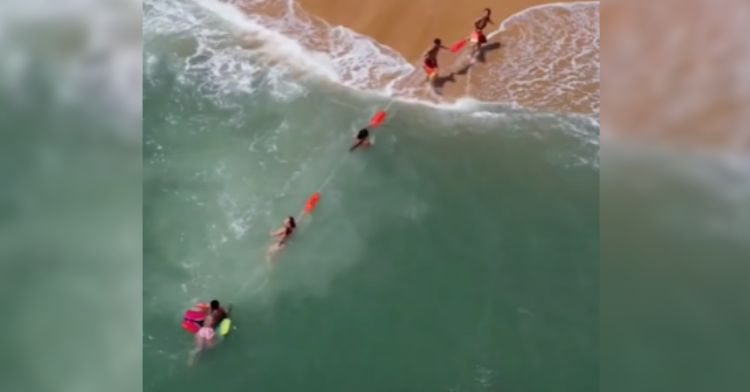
[
  {"x1": 370, "y1": 111, "x2": 387, "y2": 128},
  {"x1": 450, "y1": 39, "x2": 467, "y2": 52},
  {"x1": 304, "y1": 192, "x2": 321, "y2": 213}
]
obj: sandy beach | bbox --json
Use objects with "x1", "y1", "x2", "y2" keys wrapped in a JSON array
[
  {"x1": 298, "y1": 0, "x2": 600, "y2": 114},
  {"x1": 229, "y1": 0, "x2": 599, "y2": 114},
  {"x1": 298, "y1": 0, "x2": 579, "y2": 62},
  {"x1": 602, "y1": 0, "x2": 749, "y2": 148}
]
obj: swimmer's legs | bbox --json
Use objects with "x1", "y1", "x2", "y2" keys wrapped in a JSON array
[
  {"x1": 265, "y1": 243, "x2": 281, "y2": 266},
  {"x1": 188, "y1": 346, "x2": 202, "y2": 367}
]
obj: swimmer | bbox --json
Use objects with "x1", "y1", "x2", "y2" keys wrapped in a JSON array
[
  {"x1": 208, "y1": 299, "x2": 228, "y2": 327},
  {"x1": 182, "y1": 300, "x2": 225, "y2": 333},
  {"x1": 189, "y1": 315, "x2": 216, "y2": 366},
  {"x1": 271, "y1": 216, "x2": 296, "y2": 246},
  {"x1": 470, "y1": 8, "x2": 494, "y2": 59},
  {"x1": 181, "y1": 302, "x2": 210, "y2": 334},
  {"x1": 266, "y1": 216, "x2": 296, "y2": 264},
  {"x1": 422, "y1": 38, "x2": 448, "y2": 82},
  {"x1": 349, "y1": 128, "x2": 371, "y2": 152}
]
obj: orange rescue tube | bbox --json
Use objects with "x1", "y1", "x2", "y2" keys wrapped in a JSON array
[
  {"x1": 450, "y1": 39, "x2": 467, "y2": 52},
  {"x1": 304, "y1": 192, "x2": 321, "y2": 213},
  {"x1": 370, "y1": 111, "x2": 387, "y2": 128}
]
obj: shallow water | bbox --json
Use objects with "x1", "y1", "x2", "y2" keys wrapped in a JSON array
[{"x1": 144, "y1": 1, "x2": 599, "y2": 390}]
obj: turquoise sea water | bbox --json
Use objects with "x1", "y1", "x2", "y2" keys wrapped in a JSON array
[{"x1": 144, "y1": 1, "x2": 599, "y2": 390}]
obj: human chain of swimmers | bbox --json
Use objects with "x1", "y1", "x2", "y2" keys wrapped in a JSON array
[
  {"x1": 265, "y1": 8, "x2": 495, "y2": 259},
  {"x1": 182, "y1": 8, "x2": 497, "y2": 366}
]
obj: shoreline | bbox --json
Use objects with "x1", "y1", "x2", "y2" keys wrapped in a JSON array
[
  {"x1": 297, "y1": 0, "x2": 588, "y2": 62},
  {"x1": 297, "y1": 0, "x2": 600, "y2": 114}
]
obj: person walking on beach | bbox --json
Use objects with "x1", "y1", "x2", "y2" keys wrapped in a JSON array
[
  {"x1": 422, "y1": 38, "x2": 448, "y2": 82},
  {"x1": 470, "y1": 8, "x2": 494, "y2": 59}
]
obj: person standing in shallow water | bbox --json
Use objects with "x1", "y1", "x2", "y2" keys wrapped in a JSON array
[
  {"x1": 471, "y1": 8, "x2": 494, "y2": 59},
  {"x1": 422, "y1": 38, "x2": 448, "y2": 82}
]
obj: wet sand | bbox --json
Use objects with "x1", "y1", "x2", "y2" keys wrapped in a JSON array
[
  {"x1": 298, "y1": 0, "x2": 600, "y2": 114},
  {"x1": 603, "y1": 0, "x2": 749, "y2": 149}
]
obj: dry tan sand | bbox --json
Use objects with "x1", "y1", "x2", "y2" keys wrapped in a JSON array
[{"x1": 298, "y1": 0, "x2": 578, "y2": 62}]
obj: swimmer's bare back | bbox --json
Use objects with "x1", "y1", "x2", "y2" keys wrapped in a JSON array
[{"x1": 266, "y1": 217, "x2": 296, "y2": 265}]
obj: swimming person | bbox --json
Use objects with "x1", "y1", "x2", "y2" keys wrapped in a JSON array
[
  {"x1": 189, "y1": 315, "x2": 216, "y2": 366},
  {"x1": 196, "y1": 315, "x2": 216, "y2": 348},
  {"x1": 271, "y1": 216, "x2": 296, "y2": 246},
  {"x1": 181, "y1": 300, "x2": 226, "y2": 333},
  {"x1": 349, "y1": 128, "x2": 371, "y2": 151},
  {"x1": 208, "y1": 300, "x2": 228, "y2": 327},
  {"x1": 471, "y1": 8, "x2": 494, "y2": 58},
  {"x1": 266, "y1": 216, "x2": 296, "y2": 264},
  {"x1": 422, "y1": 38, "x2": 448, "y2": 82}
]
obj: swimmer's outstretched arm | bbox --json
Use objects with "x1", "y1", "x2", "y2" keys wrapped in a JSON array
[{"x1": 349, "y1": 140, "x2": 364, "y2": 152}]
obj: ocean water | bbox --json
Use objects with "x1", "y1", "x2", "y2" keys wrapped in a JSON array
[{"x1": 144, "y1": 1, "x2": 599, "y2": 391}]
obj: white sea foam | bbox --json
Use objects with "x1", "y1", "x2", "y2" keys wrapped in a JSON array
[
  {"x1": 145, "y1": 0, "x2": 599, "y2": 118},
  {"x1": 144, "y1": 0, "x2": 600, "y2": 157},
  {"x1": 476, "y1": 2, "x2": 600, "y2": 113}
]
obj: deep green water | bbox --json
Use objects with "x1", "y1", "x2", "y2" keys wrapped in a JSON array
[{"x1": 144, "y1": 1, "x2": 598, "y2": 390}]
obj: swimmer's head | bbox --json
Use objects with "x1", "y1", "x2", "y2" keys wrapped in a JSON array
[
  {"x1": 484, "y1": 8, "x2": 491, "y2": 15},
  {"x1": 358, "y1": 128, "x2": 369, "y2": 139},
  {"x1": 287, "y1": 216, "x2": 296, "y2": 228},
  {"x1": 210, "y1": 300, "x2": 220, "y2": 310},
  {"x1": 433, "y1": 38, "x2": 442, "y2": 46}
]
